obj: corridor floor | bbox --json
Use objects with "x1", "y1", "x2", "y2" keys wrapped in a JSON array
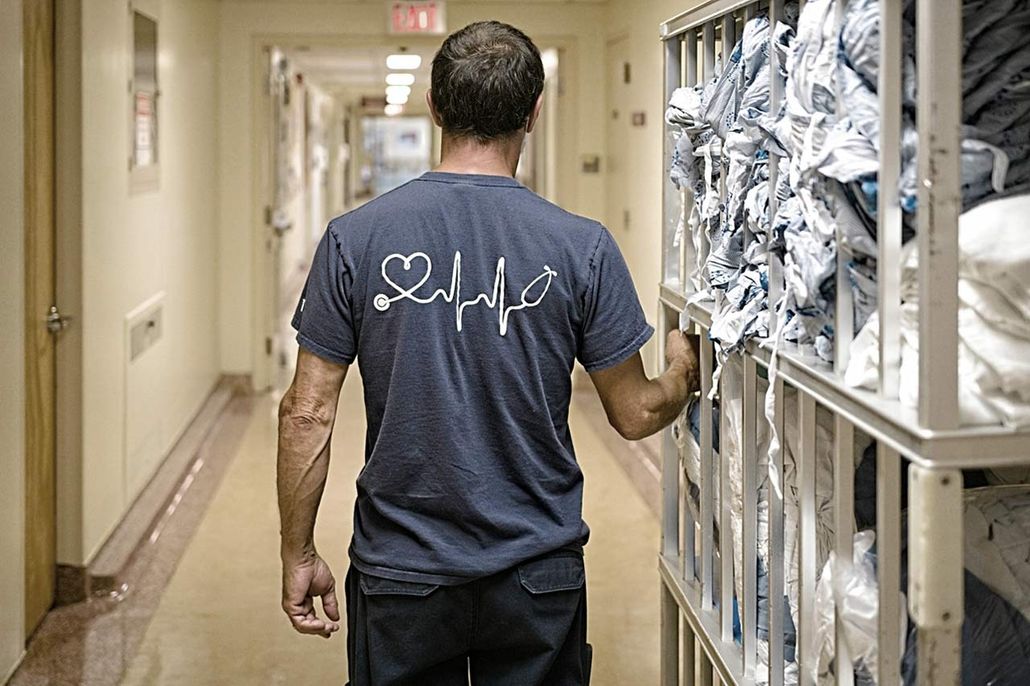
[{"x1": 118, "y1": 374, "x2": 662, "y2": 685}]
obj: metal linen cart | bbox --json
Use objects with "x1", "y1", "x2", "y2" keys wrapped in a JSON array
[{"x1": 655, "y1": 1, "x2": 1030, "y2": 684}]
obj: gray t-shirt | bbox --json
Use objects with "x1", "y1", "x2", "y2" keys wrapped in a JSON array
[{"x1": 292, "y1": 171, "x2": 653, "y2": 585}]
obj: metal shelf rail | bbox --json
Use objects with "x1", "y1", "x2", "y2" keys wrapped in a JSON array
[{"x1": 656, "y1": 1, "x2": 1030, "y2": 685}]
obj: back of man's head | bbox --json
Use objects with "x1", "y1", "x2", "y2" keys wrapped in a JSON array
[{"x1": 430, "y1": 21, "x2": 545, "y2": 143}]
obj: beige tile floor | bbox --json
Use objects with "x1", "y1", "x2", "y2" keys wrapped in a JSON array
[{"x1": 121, "y1": 373, "x2": 662, "y2": 685}]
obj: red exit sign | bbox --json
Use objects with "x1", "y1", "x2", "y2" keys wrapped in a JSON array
[{"x1": 389, "y1": 1, "x2": 446, "y2": 35}]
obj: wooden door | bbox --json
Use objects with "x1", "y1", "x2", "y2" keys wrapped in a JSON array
[{"x1": 23, "y1": 0, "x2": 57, "y2": 637}]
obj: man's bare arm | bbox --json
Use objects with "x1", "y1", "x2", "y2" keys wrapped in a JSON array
[
  {"x1": 588, "y1": 330, "x2": 700, "y2": 440},
  {"x1": 277, "y1": 347, "x2": 348, "y2": 638}
]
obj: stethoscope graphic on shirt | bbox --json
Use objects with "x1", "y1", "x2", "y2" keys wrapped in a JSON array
[{"x1": 373, "y1": 252, "x2": 558, "y2": 336}]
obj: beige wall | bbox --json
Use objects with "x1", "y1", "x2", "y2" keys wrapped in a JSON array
[
  {"x1": 603, "y1": 0, "x2": 696, "y2": 373},
  {"x1": 216, "y1": 1, "x2": 609, "y2": 386},
  {"x1": 0, "y1": 0, "x2": 27, "y2": 676},
  {"x1": 66, "y1": 0, "x2": 222, "y2": 564}
]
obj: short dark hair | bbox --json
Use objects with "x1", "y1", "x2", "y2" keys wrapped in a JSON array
[{"x1": 430, "y1": 21, "x2": 545, "y2": 142}]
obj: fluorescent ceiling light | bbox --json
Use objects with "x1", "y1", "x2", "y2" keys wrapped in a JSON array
[
  {"x1": 386, "y1": 72, "x2": 416, "y2": 86},
  {"x1": 386, "y1": 54, "x2": 422, "y2": 70},
  {"x1": 384, "y1": 104, "x2": 404, "y2": 116},
  {"x1": 385, "y1": 85, "x2": 411, "y2": 99},
  {"x1": 386, "y1": 92, "x2": 409, "y2": 105}
]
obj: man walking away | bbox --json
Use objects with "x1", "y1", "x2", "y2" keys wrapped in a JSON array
[{"x1": 277, "y1": 20, "x2": 700, "y2": 686}]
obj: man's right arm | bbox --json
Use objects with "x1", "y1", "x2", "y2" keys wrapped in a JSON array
[{"x1": 588, "y1": 330, "x2": 700, "y2": 441}]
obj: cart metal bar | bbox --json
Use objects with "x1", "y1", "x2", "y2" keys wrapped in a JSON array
[
  {"x1": 797, "y1": 393, "x2": 818, "y2": 686},
  {"x1": 703, "y1": 22, "x2": 716, "y2": 79},
  {"x1": 663, "y1": 37, "x2": 684, "y2": 288},
  {"x1": 680, "y1": 471, "x2": 687, "y2": 574},
  {"x1": 833, "y1": 416, "x2": 855, "y2": 686},
  {"x1": 684, "y1": 30, "x2": 701, "y2": 300},
  {"x1": 715, "y1": 10, "x2": 736, "y2": 645},
  {"x1": 686, "y1": 28, "x2": 699, "y2": 87},
  {"x1": 660, "y1": 306, "x2": 680, "y2": 563},
  {"x1": 768, "y1": 375, "x2": 786, "y2": 686},
  {"x1": 662, "y1": 583, "x2": 680, "y2": 686},
  {"x1": 661, "y1": 554, "x2": 748, "y2": 686},
  {"x1": 877, "y1": 0, "x2": 902, "y2": 399},
  {"x1": 659, "y1": 300, "x2": 681, "y2": 686},
  {"x1": 908, "y1": 465, "x2": 964, "y2": 686},
  {"x1": 685, "y1": 441, "x2": 698, "y2": 583},
  {"x1": 916, "y1": 628, "x2": 960, "y2": 686},
  {"x1": 721, "y1": 13, "x2": 736, "y2": 66},
  {"x1": 742, "y1": 356, "x2": 759, "y2": 677},
  {"x1": 685, "y1": 471, "x2": 697, "y2": 582},
  {"x1": 661, "y1": 0, "x2": 765, "y2": 38},
  {"x1": 766, "y1": 0, "x2": 784, "y2": 330},
  {"x1": 701, "y1": 335, "x2": 716, "y2": 610},
  {"x1": 876, "y1": 445, "x2": 902, "y2": 686},
  {"x1": 700, "y1": 655, "x2": 715, "y2": 686},
  {"x1": 696, "y1": 21, "x2": 715, "y2": 282},
  {"x1": 832, "y1": 0, "x2": 853, "y2": 374},
  {"x1": 832, "y1": 226, "x2": 854, "y2": 373},
  {"x1": 665, "y1": 287, "x2": 1030, "y2": 469},
  {"x1": 915, "y1": 0, "x2": 961, "y2": 429},
  {"x1": 720, "y1": 369, "x2": 735, "y2": 641},
  {"x1": 739, "y1": 0, "x2": 752, "y2": 255},
  {"x1": 684, "y1": 616, "x2": 697, "y2": 685}
]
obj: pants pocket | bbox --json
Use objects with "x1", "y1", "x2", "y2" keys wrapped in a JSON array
[
  {"x1": 358, "y1": 572, "x2": 440, "y2": 598},
  {"x1": 517, "y1": 553, "x2": 586, "y2": 594}
]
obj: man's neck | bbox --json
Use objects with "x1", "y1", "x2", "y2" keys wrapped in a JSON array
[{"x1": 434, "y1": 132, "x2": 525, "y2": 178}]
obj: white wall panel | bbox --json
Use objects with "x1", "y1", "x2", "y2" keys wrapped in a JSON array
[{"x1": 76, "y1": 0, "x2": 221, "y2": 562}]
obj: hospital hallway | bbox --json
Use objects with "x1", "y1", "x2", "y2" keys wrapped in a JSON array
[{"x1": 1, "y1": 0, "x2": 696, "y2": 683}]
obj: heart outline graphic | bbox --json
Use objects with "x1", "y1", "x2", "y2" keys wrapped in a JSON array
[{"x1": 375, "y1": 252, "x2": 432, "y2": 311}]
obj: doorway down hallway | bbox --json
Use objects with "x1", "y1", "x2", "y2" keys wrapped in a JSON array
[{"x1": 102, "y1": 378, "x2": 663, "y2": 686}]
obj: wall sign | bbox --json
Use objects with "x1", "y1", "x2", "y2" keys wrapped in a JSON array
[
  {"x1": 130, "y1": 8, "x2": 159, "y2": 191},
  {"x1": 388, "y1": 1, "x2": 446, "y2": 35},
  {"x1": 134, "y1": 92, "x2": 155, "y2": 166}
]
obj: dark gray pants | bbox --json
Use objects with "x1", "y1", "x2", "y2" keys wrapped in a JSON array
[{"x1": 345, "y1": 550, "x2": 592, "y2": 686}]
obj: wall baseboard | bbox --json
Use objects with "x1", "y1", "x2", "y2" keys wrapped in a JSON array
[
  {"x1": 1, "y1": 650, "x2": 26, "y2": 686},
  {"x1": 54, "y1": 373, "x2": 251, "y2": 606}
]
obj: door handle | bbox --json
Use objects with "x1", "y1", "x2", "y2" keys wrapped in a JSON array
[{"x1": 46, "y1": 305, "x2": 73, "y2": 334}]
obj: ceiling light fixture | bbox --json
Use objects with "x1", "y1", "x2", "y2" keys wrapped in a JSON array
[
  {"x1": 386, "y1": 72, "x2": 416, "y2": 87},
  {"x1": 384, "y1": 104, "x2": 404, "y2": 116},
  {"x1": 386, "y1": 54, "x2": 422, "y2": 70},
  {"x1": 386, "y1": 92, "x2": 409, "y2": 105},
  {"x1": 385, "y1": 85, "x2": 411, "y2": 99}
]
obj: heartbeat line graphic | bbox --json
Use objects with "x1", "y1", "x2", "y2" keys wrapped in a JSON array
[{"x1": 372, "y1": 251, "x2": 558, "y2": 336}]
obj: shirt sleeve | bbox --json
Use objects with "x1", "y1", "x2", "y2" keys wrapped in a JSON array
[
  {"x1": 577, "y1": 228, "x2": 655, "y2": 372},
  {"x1": 291, "y1": 227, "x2": 357, "y2": 365}
]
